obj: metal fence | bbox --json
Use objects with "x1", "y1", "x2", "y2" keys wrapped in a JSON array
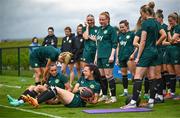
[{"x1": 0, "y1": 46, "x2": 132, "y2": 79}]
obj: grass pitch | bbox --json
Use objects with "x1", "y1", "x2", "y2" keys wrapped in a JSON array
[{"x1": 0, "y1": 75, "x2": 180, "y2": 118}]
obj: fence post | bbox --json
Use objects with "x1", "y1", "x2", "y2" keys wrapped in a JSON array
[
  {"x1": 0, "y1": 48, "x2": 2, "y2": 75},
  {"x1": 18, "y1": 47, "x2": 20, "y2": 76}
]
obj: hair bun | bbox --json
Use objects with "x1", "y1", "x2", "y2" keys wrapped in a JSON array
[
  {"x1": 156, "y1": 9, "x2": 163, "y2": 14},
  {"x1": 148, "y1": 1, "x2": 155, "y2": 9}
]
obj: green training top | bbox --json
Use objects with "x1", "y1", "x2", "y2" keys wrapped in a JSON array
[
  {"x1": 118, "y1": 31, "x2": 135, "y2": 61},
  {"x1": 47, "y1": 72, "x2": 68, "y2": 89},
  {"x1": 96, "y1": 25, "x2": 118, "y2": 58},
  {"x1": 33, "y1": 46, "x2": 59, "y2": 62},
  {"x1": 83, "y1": 26, "x2": 99, "y2": 51}
]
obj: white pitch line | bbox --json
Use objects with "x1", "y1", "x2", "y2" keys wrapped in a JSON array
[
  {"x1": 0, "y1": 104, "x2": 63, "y2": 118},
  {"x1": 0, "y1": 84, "x2": 21, "y2": 89}
]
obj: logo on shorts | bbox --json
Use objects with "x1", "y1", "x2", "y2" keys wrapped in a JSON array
[
  {"x1": 34, "y1": 63, "x2": 38, "y2": 67},
  {"x1": 55, "y1": 79, "x2": 59, "y2": 83},
  {"x1": 90, "y1": 84, "x2": 95, "y2": 89},
  {"x1": 174, "y1": 60, "x2": 178, "y2": 64},
  {"x1": 106, "y1": 63, "x2": 110, "y2": 67},
  {"x1": 104, "y1": 30, "x2": 108, "y2": 34},
  {"x1": 126, "y1": 35, "x2": 130, "y2": 39}
]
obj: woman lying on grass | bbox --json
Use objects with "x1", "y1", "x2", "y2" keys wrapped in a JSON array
[
  {"x1": 25, "y1": 64, "x2": 101, "y2": 108},
  {"x1": 7, "y1": 63, "x2": 71, "y2": 106}
]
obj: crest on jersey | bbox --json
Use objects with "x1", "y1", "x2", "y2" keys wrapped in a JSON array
[
  {"x1": 55, "y1": 79, "x2": 59, "y2": 83},
  {"x1": 80, "y1": 39, "x2": 83, "y2": 42},
  {"x1": 81, "y1": 81, "x2": 84, "y2": 84},
  {"x1": 126, "y1": 35, "x2": 130, "y2": 39},
  {"x1": 69, "y1": 40, "x2": 72, "y2": 43},
  {"x1": 34, "y1": 63, "x2": 38, "y2": 67},
  {"x1": 95, "y1": 29, "x2": 97, "y2": 33},
  {"x1": 104, "y1": 30, "x2": 108, "y2": 34},
  {"x1": 90, "y1": 84, "x2": 95, "y2": 89}
]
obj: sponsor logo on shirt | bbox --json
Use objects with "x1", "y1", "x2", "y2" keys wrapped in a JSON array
[
  {"x1": 34, "y1": 63, "x2": 38, "y2": 67},
  {"x1": 97, "y1": 35, "x2": 103, "y2": 41}
]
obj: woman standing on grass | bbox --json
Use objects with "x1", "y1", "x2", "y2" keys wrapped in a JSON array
[
  {"x1": 95, "y1": 11, "x2": 118, "y2": 104},
  {"x1": 121, "y1": 4, "x2": 166, "y2": 109},
  {"x1": 116, "y1": 20, "x2": 136, "y2": 97}
]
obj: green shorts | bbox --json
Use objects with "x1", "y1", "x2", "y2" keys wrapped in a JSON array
[
  {"x1": 166, "y1": 45, "x2": 180, "y2": 65},
  {"x1": 97, "y1": 58, "x2": 114, "y2": 69},
  {"x1": 155, "y1": 46, "x2": 164, "y2": 65},
  {"x1": 65, "y1": 94, "x2": 86, "y2": 108},
  {"x1": 118, "y1": 59, "x2": 128, "y2": 68},
  {"x1": 137, "y1": 49, "x2": 158, "y2": 67},
  {"x1": 82, "y1": 49, "x2": 96, "y2": 64},
  {"x1": 162, "y1": 46, "x2": 168, "y2": 64},
  {"x1": 29, "y1": 53, "x2": 47, "y2": 68}
]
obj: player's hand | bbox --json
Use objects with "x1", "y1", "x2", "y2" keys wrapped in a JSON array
[
  {"x1": 89, "y1": 35, "x2": 96, "y2": 41},
  {"x1": 108, "y1": 55, "x2": 114, "y2": 63},
  {"x1": 41, "y1": 77, "x2": 47, "y2": 85},
  {"x1": 116, "y1": 58, "x2": 119, "y2": 65},
  {"x1": 79, "y1": 87, "x2": 86, "y2": 94},
  {"x1": 129, "y1": 54, "x2": 134, "y2": 61},
  {"x1": 94, "y1": 58, "x2": 97, "y2": 65},
  {"x1": 85, "y1": 22, "x2": 89, "y2": 27},
  {"x1": 135, "y1": 58, "x2": 139, "y2": 64}
]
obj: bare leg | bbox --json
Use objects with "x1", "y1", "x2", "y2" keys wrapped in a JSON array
[
  {"x1": 55, "y1": 87, "x2": 75, "y2": 105},
  {"x1": 69, "y1": 63, "x2": 75, "y2": 85}
]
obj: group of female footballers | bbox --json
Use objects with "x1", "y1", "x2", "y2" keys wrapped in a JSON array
[{"x1": 7, "y1": 1, "x2": 179, "y2": 109}]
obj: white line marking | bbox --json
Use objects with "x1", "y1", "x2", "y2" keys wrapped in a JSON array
[
  {"x1": 0, "y1": 84, "x2": 21, "y2": 89},
  {"x1": 0, "y1": 104, "x2": 63, "y2": 118}
]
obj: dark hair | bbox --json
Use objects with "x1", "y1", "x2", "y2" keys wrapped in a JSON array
[
  {"x1": 48, "y1": 27, "x2": 54, "y2": 31},
  {"x1": 156, "y1": 9, "x2": 164, "y2": 19},
  {"x1": 77, "y1": 24, "x2": 83, "y2": 28},
  {"x1": 48, "y1": 63, "x2": 57, "y2": 69},
  {"x1": 85, "y1": 64, "x2": 101, "y2": 83},
  {"x1": 64, "y1": 26, "x2": 72, "y2": 32},
  {"x1": 119, "y1": 20, "x2": 129, "y2": 29},
  {"x1": 32, "y1": 37, "x2": 38, "y2": 43}
]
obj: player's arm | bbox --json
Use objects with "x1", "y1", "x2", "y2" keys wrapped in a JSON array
[
  {"x1": 136, "y1": 31, "x2": 147, "y2": 63},
  {"x1": 83, "y1": 23, "x2": 89, "y2": 40},
  {"x1": 115, "y1": 43, "x2": 119, "y2": 65},
  {"x1": 72, "y1": 83, "x2": 80, "y2": 93},
  {"x1": 133, "y1": 36, "x2": 140, "y2": 48},
  {"x1": 156, "y1": 29, "x2": 167, "y2": 45},
  {"x1": 173, "y1": 33, "x2": 180, "y2": 43},
  {"x1": 43, "y1": 59, "x2": 52, "y2": 82},
  {"x1": 64, "y1": 82, "x2": 71, "y2": 92}
]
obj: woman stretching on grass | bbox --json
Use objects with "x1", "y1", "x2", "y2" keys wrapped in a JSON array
[
  {"x1": 7, "y1": 63, "x2": 71, "y2": 106},
  {"x1": 25, "y1": 64, "x2": 101, "y2": 108}
]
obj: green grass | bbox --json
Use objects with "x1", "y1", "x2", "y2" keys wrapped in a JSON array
[{"x1": 0, "y1": 75, "x2": 180, "y2": 118}]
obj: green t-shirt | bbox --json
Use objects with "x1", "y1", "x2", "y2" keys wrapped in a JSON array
[
  {"x1": 135, "y1": 29, "x2": 142, "y2": 38},
  {"x1": 83, "y1": 26, "x2": 99, "y2": 51},
  {"x1": 170, "y1": 24, "x2": 180, "y2": 35},
  {"x1": 118, "y1": 31, "x2": 135, "y2": 61},
  {"x1": 96, "y1": 25, "x2": 118, "y2": 58},
  {"x1": 34, "y1": 46, "x2": 59, "y2": 62},
  {"x1": 47, "y1": 73, "x2": 68, "y2": 89},
  {"x1": 141, "y1": 18, "x2": 161, "y2": 50},
  {"x1": 77, "y1": 77, "x2": 100, "y2": 94}
]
